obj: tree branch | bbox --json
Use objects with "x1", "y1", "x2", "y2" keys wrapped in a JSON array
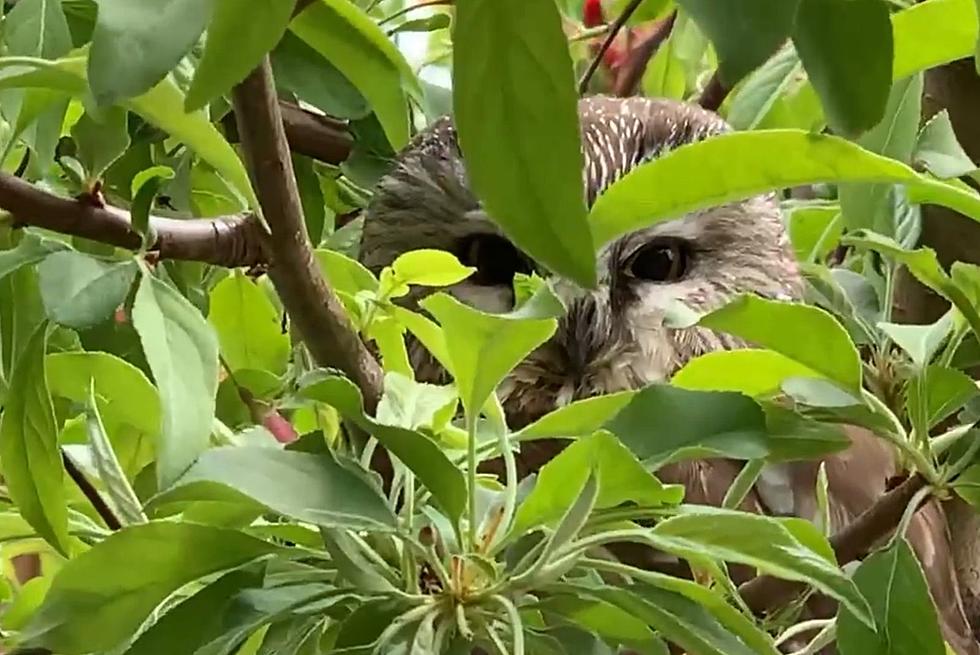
[
  {"x1": 230, "y1": 57, "x2": 384, "y2": 414},
  {"x1": 579, "y1": 0, "x2": 646, "y2": 94},
  {"x1": 611, "y1": 11, "x2": 676, "y2": 97},
  {"x1": 223, "y1": 100, "x2": 354, "y2": 166},
  {"x1": 697, "y1": 72, "x2": 729, "y2": 112},
  {"x1": 739, "y1": 473, "x2": 929, "y2": 614},
  {"x1": 0, "y1": 172, "x2": 268, "y2": 268}
]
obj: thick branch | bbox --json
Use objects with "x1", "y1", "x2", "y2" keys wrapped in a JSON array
[
  {"x1": 612, "y1": 11, "x2": 676, "y2": 97},
  {"x1": 223, "y1": 100, "x2": 354, "y2": 166},
  {"x1": 0, "y1": 172, "x2": 267, "y2": 268},
  {"x1": 230, "y1": 58, "x2": 384, "y2": 414},
  {"x1": 739, "y1": 473, "x2": 928, "y2": 614}
]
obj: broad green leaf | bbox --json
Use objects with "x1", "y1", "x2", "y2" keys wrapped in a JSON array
[
  {"x1": 537, "y1": 594, "x2": 657, "y2": 645},
  {"x1": 650, "y1": 507, "x2": 872, "y2": 626},
  {"x1": 88, "y1": 0, "x2": 212, "y2": 106},
  {"x1": 70, "y1": 105, "x2": 130, "y2": 178},
  {"x1": 762, "y1": 404, "x2": 852, "y2": 461},
  {"x1": 3, "y1": 0, "x2": 73, "y2": 59},
  {"x1": 0, "y1": 323, "x2": 70, "y2": 554},
  {"x1": 786, "y1": 205, "x2": 842, "y2": 262},
  {"x1": 46, "y1": 351, "x2": 161, "y2": 445},
  {"x1": 150, "y1": 446, "x2": 396, "y2": 530},
  {"x1": 186, "y1": 0, "x2": 295, "y2": 111},
  {"x1": 299, "y1": 374, "x2": 466, "y2": 522},
  {"x1": 671, "y1": 349, "x2": 821, "y2": 397},
  {"x1": 270, "y1": 31, "x2": 369, "y2": 120},
  {"x1": 585, "y1": 586, "x2": 759, "y2": 655},
  {"x1": 290, "y1": 0, "x2": 419, "y2": 149},
  {"x1": 132, "y1": 273, "x2": 219, "y2": 488},
  {"x1": 453, "y1": 0, "x2": 595, "y2": 288},
  {"x1": 420, "y1": 291, "x2": 556, "y2": 415},
  {"x1": 37, "y1": 252, "x2": 137, "y2": 329},
  {"x1": 838, "y1": 73, "x2": 923, "y2": 235},
  {"x1": 878, "y1": 312, "x2": 955, "y2": 370},
  {"x1": 837, "y1": 539, "x2": 945, "y2": 655},
  {"x1": 21, "y1": 522, "x2": 280, "y2": 654},
  {"x1": 588, "y1": 130, "x2": 980, "y2": 249},
  {"x1": 791, "y1": 0, "x2": 892, "y2": 135},
  {"x1": 676, "y1": 0, "x2": 798, "y2": 84},
  {"x1": 315, "y1": 249, "x2": 379, "y2": 296},
  {"x1": 391, "y1": 306, "x2": 451, "y2": 371},
  {"x1": 914, "y1": 110, "x2": 977, "y2": 179},
  {"x1": 514, "y1": 391, "x2": 636, "y2": 442},
  {"x1": 698, "y1": 295, "x2": 862, "y2": 393},
  {"x1": 391, "y1": 249, "x2": 475, "y2": 287},
  {"x1": 0, "y1": 232, "x2": 68, "y2": 283},
  {"x1": 725, "y1": 44, "x2": 803, "y2": 131},
  {"x1": 907, "y1": 365, "x2": 978, "y2": 430},
  {"x1": 84, "y1": 383, "x2": 147, "y2": 526},
  {"x1": 605, "y1": 384, "x2": 772, "y2": 464},
  {"x1": 892, "y1": 0, "x2": 979, "y2": 81},
  {"x1": 208, "y1": 273, "x2": 289, "y2": 375},
  {"x1": 510, "y1": 431, "x2": 683, "y2": 538}
]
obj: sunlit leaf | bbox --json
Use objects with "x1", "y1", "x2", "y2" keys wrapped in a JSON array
[
  {"x1": 514, "y1": 391, "x2": 636, "y2": 442},
  {"x1": 671, "y1": 349, "x2": 821, "y2": 397},
  {"x1": 453, "y1": 0, "x2": 595, "y2": 288},
  {"x1": 208, "y1": 273, "x2": 289, "y2": 375},
  {"x1": 391, "y1": 249, "x2": 475, "y2": 288}
]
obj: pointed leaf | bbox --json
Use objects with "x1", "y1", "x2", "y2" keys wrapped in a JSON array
[
  {"x1": 37, "y1": 252, "x2": 137, "y2": 329},
  {"x1": 208, "y1": 273, "x2": 289, "y2": 375},
  {"x1": 914, "y1": 110, "x2": 977, "y2": 179},
  {"x1": 671, "y1": 349, "x2": 822, "y2": 397}
]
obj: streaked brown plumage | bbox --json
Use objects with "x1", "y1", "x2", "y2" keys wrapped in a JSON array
[{"x1": 359, "y1": 95, "x2": 978, "y2": 654}]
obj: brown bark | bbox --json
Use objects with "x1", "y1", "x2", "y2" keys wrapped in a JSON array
[{"x1": 223, "y1": 100, "x2": 354, "y2": 166}]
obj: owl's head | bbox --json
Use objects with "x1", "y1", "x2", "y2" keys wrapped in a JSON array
[{"x1": 359, "y1": 96, "x2": 802, "y2": 427}]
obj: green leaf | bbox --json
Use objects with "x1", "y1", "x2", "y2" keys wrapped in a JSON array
[
  {"x1": 299, "y1": 374, "x2": 466, "y2": 522},
  {"x1": 538, "y1": 593, "x2": 657, "y2": 645},
  {"x1": 88, "y1": 0, "x2": 212, "y2": 106},
  {"x1": 914, "y1": 110, "x2": 977, "y2": 179},
  {"x1": 270, "y1": 31, "x2": 369, "y2": 120},
  {"x1": 420, "y1": 291, "x2": 557, "y2": 415},
  {"x1": 509, "y1": 431, "x2": 683, "y2": 538},
  {"x1": 650, "y1": 506, "x2": 872, "y2": 626},
  {"x1": 837, "y1": 539, "x2": 945, "y2": 655},
  {"x1": 698, "y1": 295, "x2": 862, "y2": 393},
  {"x1": 907, "y1": 365, "x2": 978, "y2": 431},
  {"x1": 791, "y1": 0, "x2": 892, "y2": 135},
  {"x1": 84, "y1": 383, "x2": 147, "y2": 526},
  {"x1": 878, "y1": 313, "x2": 954, "y2": 370},
  {"x1": 150, "y1": 446, "x2": 397, "y2": 531},
  {"x1": 21, "y1": 522, "x2": 280, "y2": 654},
  {"x1": 452, "y1": 0, "x2": 595, "y2": 288},
  {"x1": 725, "y1": 44, "x2": 803, "y2": 131},
  {"x1": 3, "y1": 0, "x2": 72, "y2": 59},
  {"x1": 388, "y1": 13, "x2": 451, "y2": 35},
  {"x1": 588, "y1": 130, "x2": 980, "y2": 249},
  {"x1": 671, "y1": 349, "x2": 821, "y2": 398},
  {"x1": 37, "y1": 251, "x2": 137, "y2": 329},
  {"x1": 315, "y1": 249, "x2": 379, "y2": 296},
  {"x1": 391, "y1": 249, "x2": 475, "y2": 287},
  {"x1": 0, "y1": 232, "x2": 68, "y2": 283},
  {"x1": 514, "y1": 391, "x2": 636, "y2": 442},
  {"x1": 375, "y1": 372, "x2": 458, "y2": 431},
  {"x1": 186, "y1": 0, "x2": 294, "y2": 111},
  {"x1": 892, "y1": 0, "x2": 979, "y2": 81},
  {"x1": 786, "y1": 205, "x2": 842, "y2": 263},
  {"x1": 208, "y1": 273, "x2": 289, "y2": 375},
  {"x1": 584, "y1": 586, "x2": 759, "y2": 655},
  {"x1": 838, "y1": 73, "x2": 923, "y2": 235},
  {"x1": 132, "y1": 272, "x2": 219, "y2": 488},
  {"x1": 676, "y1": 0, "x2": 798, "y2": 84},
  {"x1": 69, "y1": 105, "x2": 130, "y2": 178},
  {"x1": 0, "y1": 322, "x2": 70, "y2": 554},
  {"x1": 290, "y1": 0, "x2": 419, "y2": 149}
]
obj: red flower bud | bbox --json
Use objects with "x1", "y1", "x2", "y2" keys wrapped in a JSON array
[{"x1": 583, "y1": 0, "x2": 604, "y2": 27}]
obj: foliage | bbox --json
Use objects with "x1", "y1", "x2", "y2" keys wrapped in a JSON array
[{"x1": 0, "y1": 0, "x2": 978, "y2": 654}]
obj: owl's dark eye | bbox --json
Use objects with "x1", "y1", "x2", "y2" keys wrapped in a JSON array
[
  {"x1": 455, "y1": 233, "x2": 534, "y2": 286},
  {"x1": 626, "y1": 239, "x2": 690, "y2": 282}
]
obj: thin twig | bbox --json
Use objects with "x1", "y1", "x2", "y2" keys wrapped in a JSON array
[
  {"x1": 578, "y1": 0, "x2": 645, "y2": 94},
  {"x1": 378, "y1": 0, "x2": 453, "y2": 26},
  {"x1": 612, "y1": 10, "x2": 676, "y2": 96},
  {"x1": 62, "y1": 449, "x2": 122, "y2": 531}
]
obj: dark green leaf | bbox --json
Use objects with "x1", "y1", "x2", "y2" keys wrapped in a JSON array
[
  {"x1": 650, "y1": 506, "x2": 872, "y2": 626},
  {"x1": 453, "y1": 0, "x2": 595, "y2": 287},
  {"x1": 726, "y1": 44, "x2": 803, "y2": 131},
  {"x1": 0, "y1": 232, "x2": 68, "y2": 283},
  {"x1": 130, "y1": 165, "x2": 175, "y2": 241},
  {"x1": 186, "y1": 0, "x2": 294, "y2": 111},
  {"x1": 299, "y1": 374, "x2": 466, "y2": 522},
  {"x1": 914, "y1": 109, "x2": 977, "y2": 179},
  {"x1": 37, "y1": 252, "x2": 137, "y2": 329},
  {"x1": 131, "y1": 272, "x2": 219, "y2": 488},
  {"x1": 837, "y1": 539, "x2": 945, "y2": 655},
  {"x1": 388, "y1": 13, "x2": 451, "y2": 35},
  {"x1": 207, "y1": 273, "x2": 290, "y2": 375},
  {"x1": 22, "y1": 522, "x2": 279, "y2": 654},
  {"x1": 907, "y1": 365, "x2": 978, "y2": 431},
  {"x1": 271, "y1": 31, "x2": 369, "y2": 120},
  {"x1": 0, "y1": 322, "x2": 70, "y2": 554},
  {"x1": 677, "y1": 0, "x2": 798, "y2": 84},
  {"x1": 88, "y1": 0, "x2": 212, "y2": 106},
  {"x1": 792, "y1": 0, "x2": 893, "y2": 135},
  {"x1": 149, "y1": 446, "x2": 397, "y2": 531},
  {"x1": 510, "y1": 431, "x2": 683, "y2": 537},
  {"x1": 3, "y1": 0, "x2": 73, "y2": 58},
  {"x1": 70, "y1": 106, "x2": 131, "y2": 179}
]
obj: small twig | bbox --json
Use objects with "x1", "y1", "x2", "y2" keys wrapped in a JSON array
[
  {"x1": 378, "y1": 0, "x2": 453, "y2": 26},
  {"x1": 62, "y1": 449, "x2": 122, "y2": 531},
  {"x1": 578, "y1": 0, "x2": 645, "y2": 94},
  {"x1": 697, "y1": 71, "x2": 729, "y2": 111},
  {"x1": 612, "y1": 10, "x2": 676, "y2": 96}
]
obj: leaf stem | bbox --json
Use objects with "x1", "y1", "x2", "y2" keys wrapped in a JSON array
[
  {"x1": 466, "y1": 411, "x2": 478, "y2": 550},
  {"x1": 491, "y1": 595, "x2": 525, "y2": 655}
]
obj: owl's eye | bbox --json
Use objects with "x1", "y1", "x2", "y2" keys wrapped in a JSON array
[
  {"x1": 455, "y1": 233, "x2": 534, "y2": 286},
  {"x1": 626, "y1": 239, "x2": 690, "y2": 282}
]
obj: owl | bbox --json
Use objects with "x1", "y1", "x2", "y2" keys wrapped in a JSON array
[{"x1": 358, "y1": 95, "x2": 978, "y2": 654}]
